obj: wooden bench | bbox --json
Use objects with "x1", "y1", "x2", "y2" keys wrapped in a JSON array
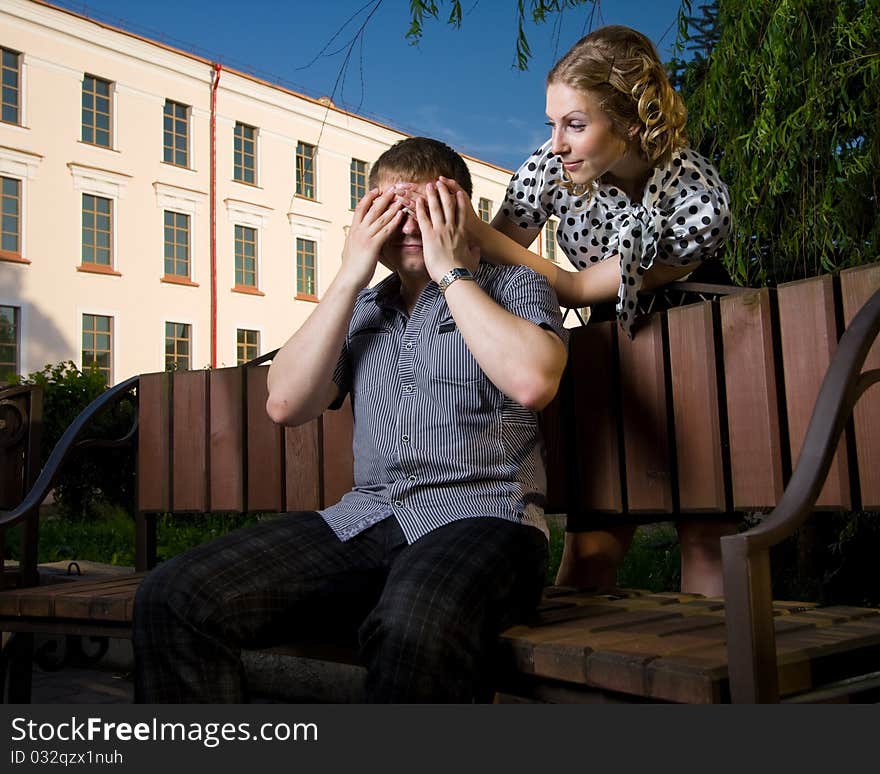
[{"x1": 1, "y1": 264, "x2": 879, "y2": 703}]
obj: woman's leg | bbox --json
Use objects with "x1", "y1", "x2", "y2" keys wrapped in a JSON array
[
  {"x1": 554, "y1": 525, "x2": 636, "y2": 590},
  {"x1": 358, "y1": 517, "x2": 548, "y2": 703},
  {"x1": 133, "y1": 511, "x2": 387, "y2": 702}
]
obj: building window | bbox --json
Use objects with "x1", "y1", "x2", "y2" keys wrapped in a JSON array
[
  {"x1": 82, "y1": 74, "x2": 112, "y2": 148},
  {"x1": 296, "y1": 237, "x2": 316, "y2": 298},
  {"x1": 478, "y1": 197, "x2": 493, "y2": 222},
  {"x1": 1, "y1": 176, "x2": 20, "y2": 257},
  {"x1": 234, "y1": 225, "x2": 257, "y2": 288},
  {"x1": 544, "y1": 219, "x2": 557, "y2": 262},
  {"x1": 163, "y1": 100, "x2": 189, "y2": 167},
  {"x1": 296, "y1": 141, "x2": 316, "y2": 199},
  {"x1": 0, "y1": 305, "x2": 19, "y2": 382},
  {"x1": 233, "y1": 122, "x2": 256, "y2": 184},
  {"x1": 350, "y1": 158, "x2": 367, "y2": 209},
  {"x1": 82, "y1": 314, "x2": 112, "y2": 384},
  {"x1": 163, "y1": 211, "x2": 190, "y2": 278},
  {"x1": 165, "y1": 322, "x2": 191, "y2": 371},
  {"x1": 1, "y1": 47, "x2": 20, "y2": 125},
  {"x1": 236, "y1": 328, "x2": 259, "y2": 365},
  {"x1": 81, "y1": 194, "x2": 112, "y2": 267}
]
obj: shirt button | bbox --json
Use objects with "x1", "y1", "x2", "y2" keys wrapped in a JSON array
[
  {"x1": 403, "y1": 385, "x2": 413, "y2": 393},
  {"x1": 394, "y1": 500, "x2": 403, "y2": 507},
  {"x1": 408, "y1": 475, "x2": 416, "y2": 481},
  {"x1": 401, "y1": 435, "x2": 409, "y2": 442},
  {"x1": 405, "y1": 342, "x2": 414, "y2": 349}
]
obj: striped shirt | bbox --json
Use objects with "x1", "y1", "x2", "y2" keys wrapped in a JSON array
[{"x1": 320, "y1": 260, "x2": 568, "y2": 544}]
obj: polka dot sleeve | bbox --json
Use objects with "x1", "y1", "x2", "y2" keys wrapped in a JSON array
[
  {"x1": 500, "y1": 140, "x2": 560, "y2": 231},
  {"x1": 656, "y1": 185, "x2": 732, "y2": 268}
]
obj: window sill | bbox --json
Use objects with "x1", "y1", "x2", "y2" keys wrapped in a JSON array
[
  {"x1": 161, "y1": 161, "x2": 195, "y2": 173},
  {"x1": 295, "y1": 194, "x2": 319, "y2": 203},
  {"x1": 77, "y1": 264, "x2": 121, "y2": 277},
  {"x1": 78, "y1": 140, "x2": 119, "y2": 153},
  {"x1": 0, "y1": 251, "x2": 30, "y2": 264},
  {"x1": 231, "y1": 284, "x2": 265, "y2": 296},
  {"x1": 161, "y1": 274, "x2": 199, "y2": 287},
  {"x1": 295, "y1": 293, "x2": 319, "y2": 303},
  {"x1": 232, "y1": 178, "x2": 261, "y2": 189}
]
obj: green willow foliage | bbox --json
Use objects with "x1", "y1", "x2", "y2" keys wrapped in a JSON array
[{"x1": 685, "y1": 0, "x2": 880, "y2": 285}]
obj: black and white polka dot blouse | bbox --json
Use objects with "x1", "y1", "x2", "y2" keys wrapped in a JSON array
[{"x1": 502, "y1": 139, "x2": 731, "y2": 337}]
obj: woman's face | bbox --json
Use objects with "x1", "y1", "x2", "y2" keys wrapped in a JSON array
[{"x1": 545, "y1": 81, "x2": 630, "y2": 185}]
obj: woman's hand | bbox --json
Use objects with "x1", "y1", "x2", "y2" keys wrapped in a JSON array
[
  {"x1": 339, "y1": 188, "x2": 404, "y2": 290},
  {"x1": 415, "y1": 180, "x2": 479, "y2": 283},
  {"x1": 437, "y1": 176, "x2": 487, "y2": 249}
]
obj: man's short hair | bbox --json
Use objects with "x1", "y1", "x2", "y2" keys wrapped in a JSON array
[{"x1": 369, "y1": 137, "x2": 473, "y2": 197}]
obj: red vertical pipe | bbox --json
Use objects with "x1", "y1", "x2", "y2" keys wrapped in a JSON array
[{"x1": 210, "y1": 63, "x2": 222, "y2": 368}]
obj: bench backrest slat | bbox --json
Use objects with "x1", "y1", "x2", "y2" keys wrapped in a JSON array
[
  {"x1": 568, "y1": 321, "x2": 622, "y2": 512},
  {"x1": 209, "y1": 367, "x2": 245, "y2": 511},
  {"x1": 668, "y1": 301, "x2": 727, "y2": 512},
  {"x1": 284, "y1": 422, "x2": 322, "y2": 511},
  {"x1": 720, "y1": 289, "x2": 786, "y2": 509},
  {"x1": 618, "y1": 313, "x2": 673, "y2": 513},
  {"x1": 138, "y1": 372, "x2": 171, "y2": 512},
  {"x1": 778, "y1": 275, "x2": 851, "y2": 509},
  {"x1": 321, "y1": 396, "x2": 355, "y2": 507},
  {"x1": 172, "y1": 370, "x2": 209, "y2": 512},
  {"x1": 246, "y1": 366, "x2": 285, "y2": 512},
  {"x1": 841, "y1": 263, "x2": 880, "y2": 509}
]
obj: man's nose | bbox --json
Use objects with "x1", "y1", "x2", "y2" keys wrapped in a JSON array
[{"x1": 401, "y1": 210, "x2": 419, "y2": 234}]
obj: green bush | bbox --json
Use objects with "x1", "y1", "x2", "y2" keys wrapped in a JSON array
[{"x1": 12, "y1": 361, "x2": 136, "y2": 520}]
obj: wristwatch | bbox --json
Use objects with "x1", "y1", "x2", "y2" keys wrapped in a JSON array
[{"x1": 437, "y1": 267, "x2": 475, "y2": 294}]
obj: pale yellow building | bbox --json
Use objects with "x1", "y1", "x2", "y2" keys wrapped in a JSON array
[{"x1": 1, "y1": 0, "x2": 556, "y2": 384}]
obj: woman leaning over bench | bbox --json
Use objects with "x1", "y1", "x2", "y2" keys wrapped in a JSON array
[{"x1": 434, "y1": 26, "x2": 733, "y2": 595}]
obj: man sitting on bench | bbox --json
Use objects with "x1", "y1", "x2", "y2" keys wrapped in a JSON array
[{"x1": 132, "y1": 137, "x2": 568, "y2": 703}]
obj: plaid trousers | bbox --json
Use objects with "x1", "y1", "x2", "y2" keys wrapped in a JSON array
[{"x1": 132, "y1": 512, "x2": 548, "y2": 703}]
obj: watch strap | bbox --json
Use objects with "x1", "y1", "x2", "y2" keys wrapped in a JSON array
[{"x1": 438, "y1": 267, "x2": 475, "y2": 294}]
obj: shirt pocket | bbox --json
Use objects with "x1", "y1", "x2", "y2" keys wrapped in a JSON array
[
  {"x1": 430, "y1": 322, "x2": 484, "y2": 386},
  {"x1": 349, "y1": 327, "x2": 395, "y2": 398}
]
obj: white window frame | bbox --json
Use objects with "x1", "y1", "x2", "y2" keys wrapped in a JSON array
[
  {"x1": 234, "y1": 324, "x2": 263, "y2": 367},
  {"x1": 69, "y1": 163, "x2": 130, "y2": 272},
  {"x1": 162, "y1": 99, "x2": 192, "y2": 169},
  {"x1": 0, "y1": 146, "x2": 42, "y2": 260},
  {"x1": 154, "y1": 183, "x2": 206, "y2": 283},
  {"x1": 77, "y1": 307, "x2": 118, "y2": 385},
  {"x1": 225, "y1": 199, "x2": 272, "y2": 292},
  {"x1": 80, "y1": 74, "x2": 117, "y2": 151},
  {"x1": 288, "y1": 213, "x2": 330, "y2": 300},
  {"x1": 0, "y1": 299, "x2": 25, "y2": 378},
  {"x1": 162, "y1": 317, "x2": 197, "y2": 372},
  {"x1": 233, "y1": 121, "x2": 260, "y2": 186}
]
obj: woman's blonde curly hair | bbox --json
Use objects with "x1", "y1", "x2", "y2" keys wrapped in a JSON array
[{"x1": 548, "y1": 25, "x2": 688, "y2": 168}]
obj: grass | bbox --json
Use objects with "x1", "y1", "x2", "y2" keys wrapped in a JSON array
[
  {"x1": 7, "y1": 505, "x2": 877, "y2": 607},
  {"x1": 10, "y1": 508, "x2": 679, "y2": 591},
  {"x1": 4, "y1": 504, "x2": 259, "y2": 567}
]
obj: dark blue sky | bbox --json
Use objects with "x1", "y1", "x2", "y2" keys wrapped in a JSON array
[{"x1": 52, "y1": 0, "x2": 686, "y2": 170}]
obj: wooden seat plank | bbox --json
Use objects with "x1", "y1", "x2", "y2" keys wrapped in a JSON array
[{"x1": 285, "y1": 421, "x2": 322, "y2": 511}]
